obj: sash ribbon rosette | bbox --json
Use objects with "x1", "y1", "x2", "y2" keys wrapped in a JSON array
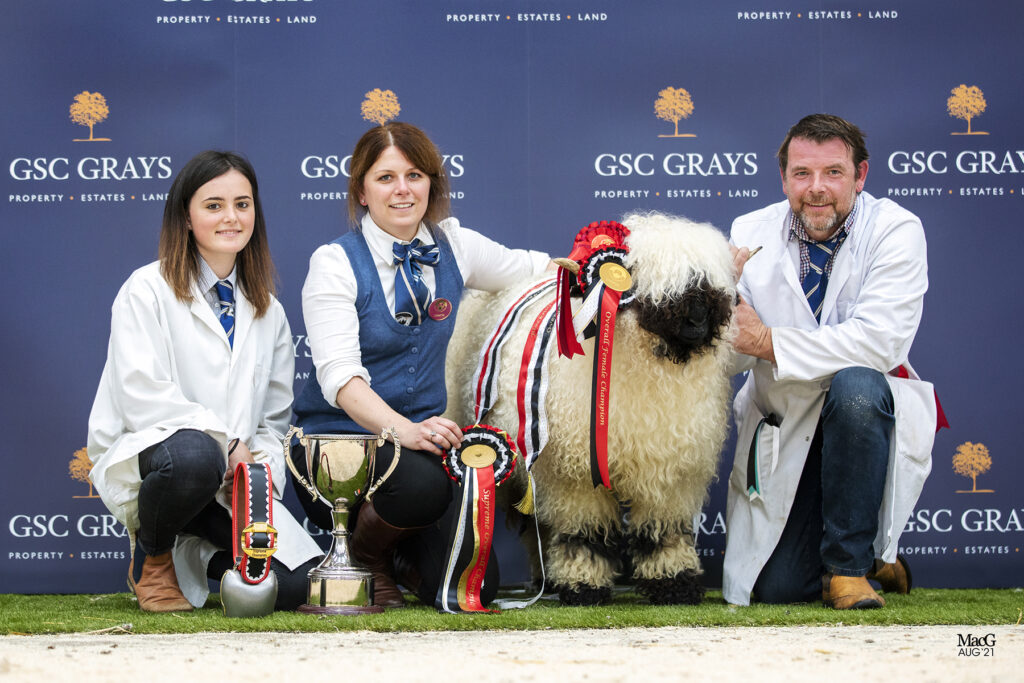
[
  {"x1": 578, "y1": 247, "x2": 634, "y2": 489},
  {"x1": 474, "y1": 221, "x2": 634, "y2": 494},
  {"x1": 436, "y1": 425, "x2": 518, "y2": 614},
  {"x1": 553, "y1": 221, "x2": 634, "y2": 490},
  {"x1": 555, "y1": 221, "x2": 631, "y2": 359}
]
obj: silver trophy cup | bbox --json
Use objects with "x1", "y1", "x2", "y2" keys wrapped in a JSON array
[{"x1": 284, "y1": 425, "x2": 400, "y2": 614}]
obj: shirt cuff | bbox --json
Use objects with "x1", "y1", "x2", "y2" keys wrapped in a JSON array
[
  {"x1": 526, "y1": 250, "x2": 552, "y2": 275},
  {"x1": 319, "y1": 365, "x2": 372, "y2": 409}
]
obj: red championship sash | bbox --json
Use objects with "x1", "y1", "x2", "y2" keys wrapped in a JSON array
[
  {"x1": 436, "y1": 425, "x2": 518, "y2": 613},
  {"x1": 589, "y1": 283, "x2": 621, "y2": 489},
  {"x1": 568, "y1": 225, "x2": 634, "y2": 490}
]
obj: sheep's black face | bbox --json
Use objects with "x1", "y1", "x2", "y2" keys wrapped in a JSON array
[{"x1": 633, "y1": 277, "x2": 732, "y2": 364}]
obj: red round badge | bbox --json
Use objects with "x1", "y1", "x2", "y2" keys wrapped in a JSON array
[{"x1": 428, "y1": 298, "x2": 452, "y2": 321}]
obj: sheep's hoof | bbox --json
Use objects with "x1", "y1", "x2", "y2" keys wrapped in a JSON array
[
  {"x1": 636, "y1": 570, "x2": 705, "y2": 605},
  {"x1": 557, "y1": 584, "x2": 612, "y2": 606}
]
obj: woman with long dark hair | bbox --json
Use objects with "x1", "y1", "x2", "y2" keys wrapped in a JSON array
[{"x1": 88, "y1": 150, "x2": 321, "y2": 612}]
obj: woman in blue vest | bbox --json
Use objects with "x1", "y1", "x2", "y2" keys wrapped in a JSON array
[{"x1": 292, "y1": 122, "x2": 550, "y2": 607}]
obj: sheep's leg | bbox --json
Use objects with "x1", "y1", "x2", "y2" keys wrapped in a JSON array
[
  {"x1": 625, "y1": 508, "x2": 706, "y2": 605},
  {"x1": 536, "y1": 486, "x2": 622, "y2": 606}
]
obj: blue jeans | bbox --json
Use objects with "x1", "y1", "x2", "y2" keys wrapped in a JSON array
[
  {"x1": 753, "y1": 367, "x2": 894, "y2": 604},
  {"x1": 137, "y1": 429, "x2": 318, "y2": 610}
]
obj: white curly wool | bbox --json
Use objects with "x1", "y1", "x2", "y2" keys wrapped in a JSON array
[{"x1": 445, "y1": 212, "x2": 736, "y2": 597}]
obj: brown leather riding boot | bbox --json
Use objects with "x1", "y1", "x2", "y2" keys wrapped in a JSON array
[
  {"x1": 393, "y1": 545, "x2": 423, "y2": 597},
  {"x1": 349, "y1": 502, "x2": 421, "y2": 609},
  {"x1": 134, "y1": 552, "x2": 193, "y2": 612},
  {"x1": 822, "y1": 574, "x2": 885, "y2": 610},
  {"x1": 866, "y1": 555, "x2": 912, "y2": 594}
]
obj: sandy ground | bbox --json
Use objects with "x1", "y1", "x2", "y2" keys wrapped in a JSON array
[{"x1": 0, "y1": 625, "x2": 1019, "y2": 682}]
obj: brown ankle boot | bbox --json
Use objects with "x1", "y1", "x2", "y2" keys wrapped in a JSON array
[
  {"x1": 822, "y1": 574, "x2": 885, "y2": 610},
  {"x1": 135, "y1": 552, "x2": 193, "y2": 612},
  {"x1": 866, "y1": 555, "x2": 912, "y2": 594},
  {"x1": 349, "y1": 502, "x2": 421, "y2": 609}
]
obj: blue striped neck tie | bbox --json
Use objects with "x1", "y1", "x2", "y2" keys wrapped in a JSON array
[
  {"x1": 214, "y1": 279, "x2": 235, "y2": 347},
  {"x1": 802, "y1": 235, "x2": 842, "y2": 322},
  {"x1": 392, "y1": 238, "x2": 440, "y2": 326}
]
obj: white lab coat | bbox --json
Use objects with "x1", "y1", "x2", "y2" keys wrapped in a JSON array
[
  {"x1": 87, "y1": 261, "x2": 321, "y2": 607},
  {"x1": 722, "y1": 192, "x2": 936, "y2": 606}
]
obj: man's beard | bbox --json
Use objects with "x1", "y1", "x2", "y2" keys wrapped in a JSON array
[
  {"x1": 797, "y1": 205, "x2": 840, "y2": 237},
  {"x1": 797, "y1": 190, "x2": 856, "y2": 238}
]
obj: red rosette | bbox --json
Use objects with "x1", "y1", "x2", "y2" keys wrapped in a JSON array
[
  {"x1": 568, "y1": 220, "x2": 631, "y2": 262},
  {"x1": 441, "y1": 424, "x2": 518, "y2": 486},
  {"x1": 436, "y1": 424, "x2": 518, "y2": 613}
]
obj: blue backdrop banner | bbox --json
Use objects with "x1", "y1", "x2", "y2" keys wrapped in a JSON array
[{"x1": 2, "y1": 1, "x2": 1021, "y2": 593}]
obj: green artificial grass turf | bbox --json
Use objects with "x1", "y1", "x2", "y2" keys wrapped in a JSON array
[{"x1": 2, "y1": 588, "x2": 1021, "y2": 635}]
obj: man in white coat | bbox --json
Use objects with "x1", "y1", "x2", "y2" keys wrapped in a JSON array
[{"x1": 724, "y1": 114, "x2": 939, "y2": 609}]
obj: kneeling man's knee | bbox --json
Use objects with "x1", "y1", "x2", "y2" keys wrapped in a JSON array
[{"x1": 825, "y1": 367, "x2": 893, "y2": 421}]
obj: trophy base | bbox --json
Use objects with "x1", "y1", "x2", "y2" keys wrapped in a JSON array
[
  {"x1": 300, "y1": 566, "x2": 382, "y2": 615},
  {"x1": 297, "y1": 603, "x2": 384, "y2": 615}
]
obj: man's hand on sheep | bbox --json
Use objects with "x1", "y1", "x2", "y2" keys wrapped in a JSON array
[{"x1": 734, "y1": 297, "x2": 776, "y2": 363}]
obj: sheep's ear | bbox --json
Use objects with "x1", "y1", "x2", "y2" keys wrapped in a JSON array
[{"x1": 552, "y1": 257, "x2": 580, "y2": 274}]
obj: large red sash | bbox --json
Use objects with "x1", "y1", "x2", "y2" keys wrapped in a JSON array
[{"x1": 589, "y1": 286, "x2": 622, "y2": 489}]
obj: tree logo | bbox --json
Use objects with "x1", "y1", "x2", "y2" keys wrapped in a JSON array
[
  {"x1": 361, "y1": 88, "x2": 401, "y2": 125},
  {"x1": 654, "y1": 86, "x2": 696, "y2": 138},
  {"x1": 69, "y1": 447, "x2": 99, "y2": 498},
  {"x1": 952, "y1": 441, "x2": 994, "y2": 493},
  {"x1": 69, "y1": 91, "x2": 112, "y2": 142},
  {"x1": 947, "y1": 84, "x2": 988, "y2": 136}
]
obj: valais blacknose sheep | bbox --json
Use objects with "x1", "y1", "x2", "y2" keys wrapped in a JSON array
[{"x1": 445, "y1": 212, "x2": 736, "y2": 606}]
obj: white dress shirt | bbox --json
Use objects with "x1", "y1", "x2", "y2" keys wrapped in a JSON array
[{"x1": 303, "y1": 214, "x2": 550, "y2": 408}]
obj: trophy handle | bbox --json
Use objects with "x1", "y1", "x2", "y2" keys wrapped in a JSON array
[
  {"x1": 283, "y1": 425, "x2": 319, "y2": 502},
  {"x1": 364, "y1": 426, "x2": 400, "y2": 501}
]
